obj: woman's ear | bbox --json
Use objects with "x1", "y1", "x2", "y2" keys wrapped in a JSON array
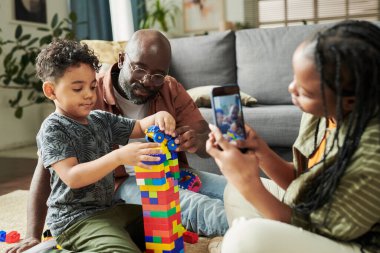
[
  {"x1": 42, "y1": 82, "x2": 56, "y2": 100},
  {"x1": 343, "y1": 96, "x2": 356, "y2": 112}
]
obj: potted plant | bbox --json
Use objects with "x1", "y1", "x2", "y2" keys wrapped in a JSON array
[
  {"x1": 0, "y1": 12, "x2": 78, "y2": 118},
  {"x1": 140, "y1": 0, "x2": 180, "y2": 33}
]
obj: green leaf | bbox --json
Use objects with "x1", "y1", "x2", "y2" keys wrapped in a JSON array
[
  {"x1": 32, "y1": 81, "x2": 43, "y2": 91},
  {"x1": 51, "y1": 14, "x2": 59, "y2": 28},
  {"x1": 20, "y1": 54, "x2": 30, "y2": 66},
  {"x1": 39, "y1": 35, "x2": 53, "y2": 46},
  {"x1": 37, "y1": 27, "x2": 50, "y2": 32},
  {"x1": 15, "y1": 107, "x2": 23, "y2": 118},
  {"x1": 19, "y1": 34, "x2": 32, "y2": 42},
  {"x1": 15, "y1": 25, "x2": 23, "y2": 39},
  {"x1": 35, "y1": 96, "x2": 46, "y2": 103},
  {"x1": 53, "y1": 28, "x2": 62, "y2": 37},
  {"x1": 13, "y1": 76, "x2": 26, "y2": 85},
  {"x1": 9, "y1": 90, "x2": 22, "y2": 107},
  {"x1": 69, "y1": 11, "x2": 77, "y2": 23},
  {"x1": 26, "y1": 37, "x2": 39, "y2": 47},
  {"x1": 27, "y1": 91, "x2": 35, "y2": 100}
]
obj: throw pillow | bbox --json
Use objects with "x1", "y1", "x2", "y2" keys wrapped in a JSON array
[
  {"x1": 187, "y1": 85, "x2": 257, "y2": 108},
  {"x1": 81, "y1": 40, "x2": 127, "y2": 65}
]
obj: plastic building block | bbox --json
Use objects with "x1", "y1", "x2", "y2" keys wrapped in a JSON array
[
  {"x1": 5, "y1": 231, "x2": 20, "y2": 243},
  {"x1": 178, "y1": 169, "x2": 202, "y2": 192},
  {"x1": 0, "y1": 230, "x2": 6, "y2": 242},
  {"x1": 145, "y1": 125, "x2": 178, "y2": 151},
  {"x1": 183, "y1": 231, "x2": 198, "y2": 244}
]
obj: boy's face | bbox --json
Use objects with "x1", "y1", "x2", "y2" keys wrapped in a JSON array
[
  {"x1": 289, "y1": 43, "x2": 336, "y2": 118},
  {"x1": 51, "y1": 63, "x2": 97, "y2": 123},
  {"x1": 216, "y1": 112, "x2": 224, "y2": 124}
]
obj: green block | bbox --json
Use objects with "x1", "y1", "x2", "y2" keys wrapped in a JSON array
[
  {"x1": 153, "y1": 236, "x2": 162, "y2": 243},
  {"x1": 150, "y1": 207, "x2": 177, "y2": 218},
  {"x1": 145, "y1": 178, "x2": 153, "y2": 185},
  {"x1": 173, "y1": 172, "x2": 180, "y2": 180}
]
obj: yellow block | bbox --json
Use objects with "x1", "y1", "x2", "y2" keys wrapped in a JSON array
[{"x1": 146, "y1": 242, "x2": 175, "y2": 251}]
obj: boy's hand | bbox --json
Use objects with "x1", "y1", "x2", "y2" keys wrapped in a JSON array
[
  {"x1": 5, "y1": 237, "x2": 40, "y2": 253},
  {"x1": 154, "y1": 111, "x2": 176, "y2": 136},
  {"x1": 118, "y1": 142, "x2": 162, "y2": 169}
]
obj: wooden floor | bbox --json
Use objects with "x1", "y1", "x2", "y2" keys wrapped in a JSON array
[{"x1": 0, "y1": 157, "x2": 37, "y2": 196}]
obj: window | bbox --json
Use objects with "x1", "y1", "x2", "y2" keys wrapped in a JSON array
[{"x1": 257, "y1": 0, "x2": 379, "y2": 28}]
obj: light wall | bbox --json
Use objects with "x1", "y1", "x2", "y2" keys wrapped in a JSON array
[
  {"x1": 0, "y1": 0, "x2": 68, "y2": 150},
  {"x1": 148, "y1": 0, "x2": 245, "y2": 37}
]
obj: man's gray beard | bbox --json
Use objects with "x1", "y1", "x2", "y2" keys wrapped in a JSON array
[{"x1": 123, "y1": 83, "x2": 157, "y2": 105}]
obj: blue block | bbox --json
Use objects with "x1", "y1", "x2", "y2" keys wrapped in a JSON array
[
  {"x1": 170, "y1": 151, "x2": 178, "y2": 159},
  {"x1": 152, "y1": 178, "x2": 166, "y2": 185},
  {"x1": 0, "y1": 230, "x2": 6, "y2": 242},
  {"x1": 175, "y1": 236, "x2": 184, "y2": 248},
  {"x1": 141, "y1": 191, "x2": 149, "y2": 198},
  {"x1": 149, "y1": 198, "x2": 158, "y2": 204},
  {"x1": 145, "y1": 236, "x2": 154, "y2": 242}
]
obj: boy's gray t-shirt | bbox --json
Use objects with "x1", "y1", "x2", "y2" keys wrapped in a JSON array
[{"x1": 36, "y1": 110, "x2": 136, "y2": 236}]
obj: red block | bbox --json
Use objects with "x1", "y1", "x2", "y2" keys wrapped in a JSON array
[
  {"x1": 5, "y1": 231, "x2": 20, "y2": 243},
  {"x1": 183, "y1": 231, "x2": 198, "y2": 244}
]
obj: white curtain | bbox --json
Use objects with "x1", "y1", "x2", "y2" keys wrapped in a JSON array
[{"x1": 109, "y1": 0, "x2": 135, "y2": 41}]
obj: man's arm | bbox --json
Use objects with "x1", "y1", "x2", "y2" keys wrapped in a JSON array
[{"x1": 6, "y1": 158, "x2": 50, "y2": 253}]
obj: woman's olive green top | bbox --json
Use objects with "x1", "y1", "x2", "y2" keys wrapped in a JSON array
[{"x1": 285, "y1": 113, "x2": 380, "y2": 252}]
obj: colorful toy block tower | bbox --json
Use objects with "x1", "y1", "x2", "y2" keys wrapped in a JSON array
[{"x1": 134, "y1": 126, "x2": 185, "y2": 253}]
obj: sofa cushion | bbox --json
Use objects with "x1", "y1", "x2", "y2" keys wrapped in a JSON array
[
  {"x1": 236, "y1": 24, "x2": 327, "y2": 105},
  {"x1": 187, "y1": 85, "x2": 257, "y2": 108},
  {"x1": 81, "y1": 40, "x2": 127, "y2": 64},
  {"x1": 169, "y1": 31, "x2": 236, "y2": 90}
]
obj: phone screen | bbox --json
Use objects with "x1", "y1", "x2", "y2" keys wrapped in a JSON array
[{"x1": 212, "y1": 91, "x2": 246, "y2": 141}]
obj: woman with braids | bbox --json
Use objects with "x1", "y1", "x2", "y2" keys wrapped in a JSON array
[{"x1": 206, "y1": 20, "x2": 380, "y2": 253}]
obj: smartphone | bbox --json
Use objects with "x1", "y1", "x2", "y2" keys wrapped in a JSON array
[{"x1": 211, "y1": 85, "x2": 247, "y2": 145}]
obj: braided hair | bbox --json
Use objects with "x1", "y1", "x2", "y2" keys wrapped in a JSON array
[{"x1": 294, "y1": 20, "x2": 380, "y2": 237}]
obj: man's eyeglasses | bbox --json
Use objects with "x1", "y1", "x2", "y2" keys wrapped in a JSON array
[{"x1": 125, "y1": 53, "x2": 167, "y2": 87}]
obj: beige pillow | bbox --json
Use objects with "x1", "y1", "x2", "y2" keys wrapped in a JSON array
[
  {"x1": 187, "y1": 85, "x2": 257, "y2": 108},
  {"x1": 81, "y1": 40, "x2": 127, "y2": 65}
]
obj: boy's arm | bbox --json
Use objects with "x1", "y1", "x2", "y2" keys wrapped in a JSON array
[{"x1": 52, "y1": 141, "x2": 161, "y2": 189}]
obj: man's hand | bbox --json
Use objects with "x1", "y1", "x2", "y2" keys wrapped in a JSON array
[
  {"x1": 174, "y1": 126, "x2": 200, "y2": 154},
  {"x1": 5, "y1": 237, "x2": 40, "y2": 253}
]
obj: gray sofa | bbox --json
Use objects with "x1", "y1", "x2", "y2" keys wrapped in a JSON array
[{"x1": 169, "y1": 23, "x2": 330, "y2": 175}]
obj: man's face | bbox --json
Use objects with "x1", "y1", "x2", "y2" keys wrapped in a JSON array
[{"x1": 118, "y1": 50, "x2": 170, "y2": 104}]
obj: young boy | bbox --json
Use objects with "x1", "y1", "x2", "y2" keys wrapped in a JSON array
[{"x1": 35, "y1": 39, "x2": 176, "y2": 252}]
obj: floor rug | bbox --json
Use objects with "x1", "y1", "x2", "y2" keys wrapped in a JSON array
[{"x1": 0, "y1": 190, "x2": 210, "y2": 252}]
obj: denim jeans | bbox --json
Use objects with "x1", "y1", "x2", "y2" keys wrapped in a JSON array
[{"x1": 114, "y1": 167, "x2": 228, "y2": 236}]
